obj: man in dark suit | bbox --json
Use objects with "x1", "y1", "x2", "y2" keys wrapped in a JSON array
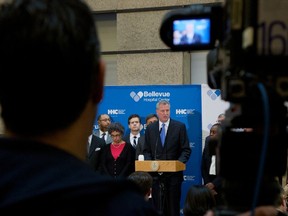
[
  {"x1": 93, "y1": 114, "x2": 113, "y2": 144},
  {"x1": 87, "y1": 114, "x2": 113, "y2": 158},
  {"x1": 143, "y1": 99, "x2": 191, "y2": 216},
  {"x1": 86, "y1": 135, "x2": 106, "y2": 171},
  {"x1": 123, "y1": 114, "x2": 145, "y2": 159},
  {"x1": 201, "y1": 123, "x2": 224, "y2": 206},
  {"x1": 180, "y1": 22, "x2": 202, "y2": 45}
]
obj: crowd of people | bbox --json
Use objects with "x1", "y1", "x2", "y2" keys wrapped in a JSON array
[{"x1": 0, "y1": 0, "x2": 286, "y2": 215}]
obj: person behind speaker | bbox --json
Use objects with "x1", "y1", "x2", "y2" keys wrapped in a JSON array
[
  {"x1": 201, "y1": 123, "x2": 224, "y2": 206},
  {"x1": 123, "y1": 114, "x2": 144, "y2": 159},
  {"x1": 94, "y1": 114, "x2": 113, "y2": 143},
  {"x1": 143, "y1": 99, "x2": 191, "y2": 216},
  {"x1": 145, "y1": 113, "x2": 159, "y2": 128},
  {"x1": 86, "y1": 135, "x2": 106, "y2": 172},
  {"x1": 87, "y1": 114, "x2": 112, "y2": 148},
  {"x1": 99, "y1": 122, "x2": 136, "y2": 180},
  {"x1": 136, "y1": 113, "x2": 159, "y2": 158},
  {"x1": 0, "y1": 0, "x2": 158, "y2": 214}
]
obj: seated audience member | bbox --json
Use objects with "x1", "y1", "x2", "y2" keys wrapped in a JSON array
[
  {"x1": 204, "y1": 182, "x2": 288, "y2": 216},
  {"x1": 183, "y1": 185, "x2": 216, "y2": 216},
  {"x1": 128, "y1": 171, "x2": 153, "y2": 202},
  {"x1": 0, "y1": 0, "x2": 157, "y2": 215},
  {"x1": 275, "y1": 184, "x2": 288, "y2": 214},
  {"x1": 99, "y1": 122, "x2": 136, "y2": 179}
]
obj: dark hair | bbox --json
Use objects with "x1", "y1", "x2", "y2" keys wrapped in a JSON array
[
  {"x1": 145, "y1": 113, "x2": 158, "y2": 124},
  {"x1": 183, "y1": 185, "x2": 216, "y2": 216},
  {"x1": 128, "y1": 114, "x2": 141, "y2": 124},
  {"x1": 108, "y1": 122, "x2": 125, "y2": 135},
  {"x1": 128, "y1": 171, "x2": 153, "y2": 196},
  {"x1": 0, "y1": 0, "x2": 100, "y2": 135},
  {"x1": 97, "y1": 114, "x2": 110, "y2": 121}
]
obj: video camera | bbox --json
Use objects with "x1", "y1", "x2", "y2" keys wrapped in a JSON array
[{"x1": 160, "y1": 0, "x2": 288, "y2": 214}]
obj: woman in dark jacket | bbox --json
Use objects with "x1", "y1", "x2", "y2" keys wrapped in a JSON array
[{"x1": 99, "y1": 122, "x2": 135, "y2": 180}]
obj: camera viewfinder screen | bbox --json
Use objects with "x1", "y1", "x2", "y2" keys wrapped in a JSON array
[{"x1": 173, "y1": 18, "x2": 211, "y2": 46}]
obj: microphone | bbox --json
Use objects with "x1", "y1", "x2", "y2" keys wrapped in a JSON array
[{"x1": 154, "y1": 127, "x2": 162, "y2": 160}]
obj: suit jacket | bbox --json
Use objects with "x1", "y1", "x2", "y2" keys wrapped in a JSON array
[
  {"x1": 180, "y1": 33, "x2": 202, "y2": 44},
  {"x1": 201, "y1": 136, "x2": 222, "y2": 189},
  {"x1": 136, "y1": 135, "x2": 145, "y2": 159},
  {"x1": 143, "y1": 119, "x2": 191, "y2": 179},
  {"x1": 93, "y1": 129, "x2": 113, "y2": 144},
  {"x1": 86, "y1": 135, "x2": 106, "y2": 171},
  {"x1": 143, "y1": 119, "x2": 191, "y2": 162},
  {"x1": 123, "y1": 134, "x2": 145, "y2": 159}
]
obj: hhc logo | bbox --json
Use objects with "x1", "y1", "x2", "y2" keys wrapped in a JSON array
[
  {"x1": 107, "y1": 109, "x2": 126, "y2": 115},
  {"x1": 130, "y1": 91, "x2": 144, "y2": 102},
  {"x1": 175, "y1": 109, "x2": 194, "y2": 115},
  {"x1": 183, "y1": 175, "x2": 195, "y2": 181}
]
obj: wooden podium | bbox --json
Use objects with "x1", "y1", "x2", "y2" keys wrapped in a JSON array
[{"x1": 135, "y1": 160, "x2": 186, "y2": 172}]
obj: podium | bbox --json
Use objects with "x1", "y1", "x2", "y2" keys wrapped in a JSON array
[{"x1": 135, "y1": 160, "x2": 186, "y2": 172}]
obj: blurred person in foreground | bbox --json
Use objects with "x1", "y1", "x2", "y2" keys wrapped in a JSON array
[
  {"x1": 183, "y1": 185, "x2": 216, "y2": 216},
  {"x1": 128, "y1": 171, "x2": 153, "y2": 202},
  {"x1": 0, "y1": 0, "x2": 158, "y2": 215}
]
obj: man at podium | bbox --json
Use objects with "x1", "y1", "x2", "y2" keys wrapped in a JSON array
[{"x1": 143, "y1": 99, "x2": 191, "y2": 216}]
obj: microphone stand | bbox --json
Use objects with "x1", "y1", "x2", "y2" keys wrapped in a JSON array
[{"x1": 154, "y1": 127, "x2": 165, "y2": 216}]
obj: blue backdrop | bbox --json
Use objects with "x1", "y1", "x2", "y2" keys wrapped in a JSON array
[{"x1": 96, "y1": 85, "x2": 202, "y2": 215}]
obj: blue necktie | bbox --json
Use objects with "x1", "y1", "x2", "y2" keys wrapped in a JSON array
[{"x1": 160, "y1": 123, "x2": 166, "y2": 146}]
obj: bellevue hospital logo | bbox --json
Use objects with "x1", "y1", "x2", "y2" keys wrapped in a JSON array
[
  {"x1": 207, "y1": 89, "x2": 221, "y2": 100},
  {"x1": 130, "y1": 91, "x2": 144, "y2": 102},
  {"x1": 130, "y1": 90, "x2": 171, "y2": 102}
]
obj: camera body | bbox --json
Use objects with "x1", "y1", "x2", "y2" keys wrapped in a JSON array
[{"x1": 160, "y1": 0, "x2": 288, "y2": 213}]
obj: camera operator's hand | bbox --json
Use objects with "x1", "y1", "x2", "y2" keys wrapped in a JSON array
[
  {"x1": 205, "y1": 182, "x2": 218, "y2": 195},
  {"x1": 205, "y1": 182, "x2": 215, "y2": 190}
]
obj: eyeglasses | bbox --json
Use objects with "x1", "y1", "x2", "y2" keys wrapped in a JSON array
[
  {"x1": 110, "y1": 134, "x2": 121, "y2": 138},
  {"x1": 100, "y1": 118, "x2": 110, "y2": 122}
]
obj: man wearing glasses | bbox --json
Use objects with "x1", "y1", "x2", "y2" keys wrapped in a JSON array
[
  {"x1": 87, "y1": 114, "x2": 113, "y2": 170},
  {"x1": 93, "y1": 114, "x2": 113, "y2": 144}
]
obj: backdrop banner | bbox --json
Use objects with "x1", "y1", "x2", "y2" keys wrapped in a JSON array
[{"x1": 96, "y1": 84, "x2": 229, "y2": 215}]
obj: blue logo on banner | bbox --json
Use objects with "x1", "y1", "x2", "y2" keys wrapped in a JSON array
[
  {"x1": 130, "y1": 91, "x2": 144, "y2": 102},
  {"x1": 207, "y1": 89, "x2": 221, "y2": 100}
]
